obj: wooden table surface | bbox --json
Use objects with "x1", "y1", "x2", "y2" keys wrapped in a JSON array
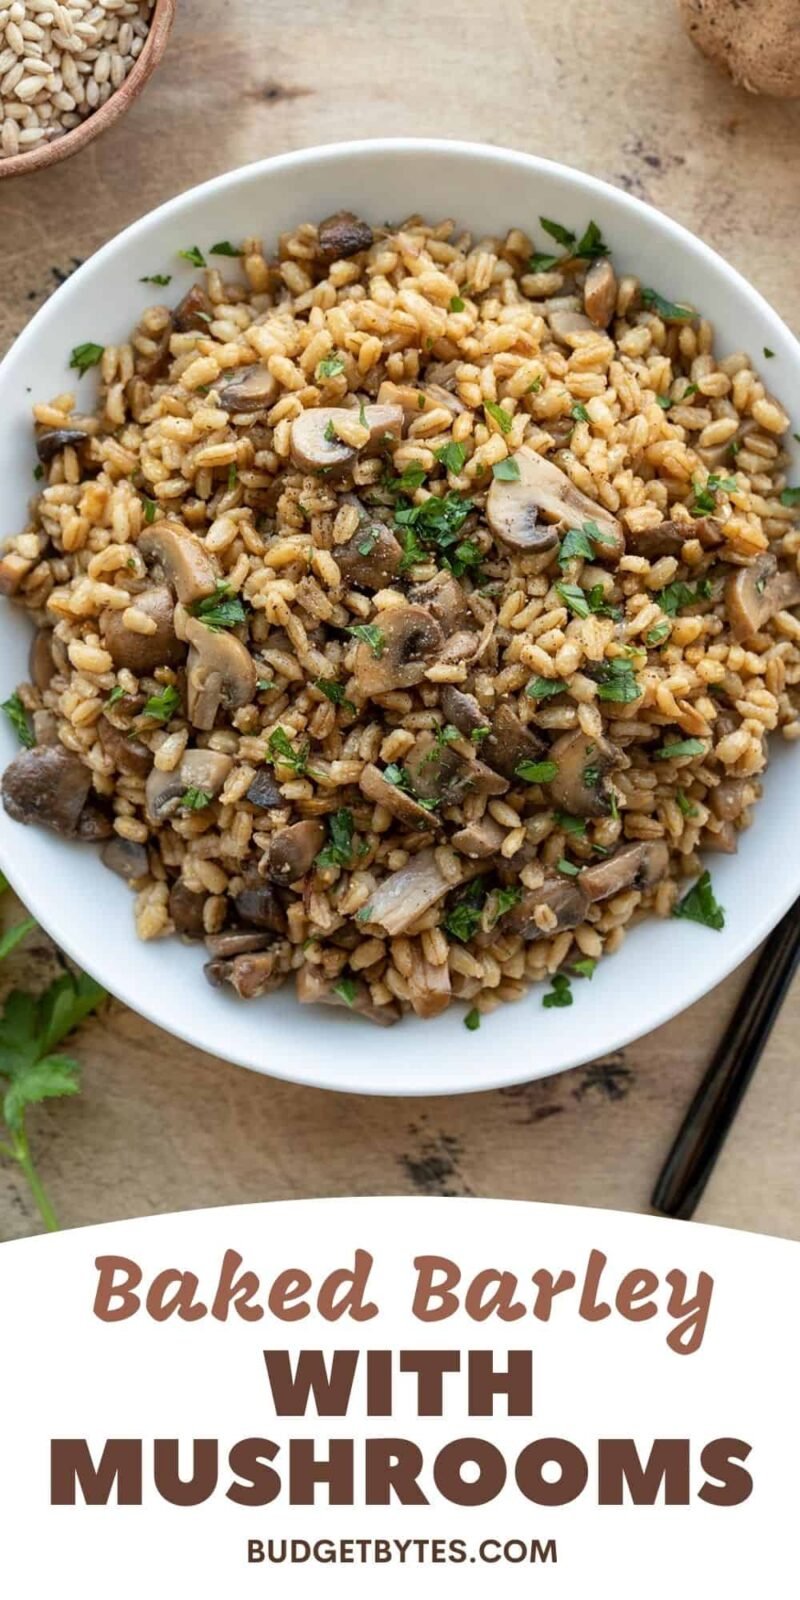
[{"x1": 2, "y1": 0, "x2": 799, "y2": 1242}]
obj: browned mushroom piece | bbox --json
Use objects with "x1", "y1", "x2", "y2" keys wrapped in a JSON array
[
  {"x1": 725, "y1": 552, "x2": 800, "y2": 642},
  {"x1": 352, "y1": 603, "x2": 443, "y2": 697},
  {"x1": 408, "y1": 571, "x2": 470, "y2": 633},
  {"x1": 234, "y1": 871, "x2": 287, "y2": 933},
  {"x1": 101, "y1": 835, "x2": 150, "y2": 882},
  {"x1": 289, "y1": 404, "x2": 403, "y2": 474},
  {"x1": 35, "y1": 425, "x2": 89, "y2": 463},
  {"x1": 31, "y1": 709, "x2": 59, "y2": 747},
  {"x1": 364, "y1": 848, "x2": 479, "y2": 937},
  {"x1": 481, "y1": 702, "x2": 547, "y2": 783},
  {"x1": 268, "y1": 819, "x2": 326, "y2": 883},
  {"x1": 548, "y1": 728, "x2": 620, "y2": 817},
  {"x1": 179, "y1": 748, "x2": 233, "y2": 794},
  {"x1": 2, "y1": 743, "x2": 91, "y2": 836},
  {"x1": 377, "y1": 378, "x2": 464, "y2": 424},
  {"x1": 246, "y1": 768, "x2": 284, "y2": 810},
  {"x1": 702, "y1": 821, "x2": 738, "y2": 854},
  {"x1": 407, "y1": 955, "x2": 452, "y2": 1019},
  {"x1": 76, "y1": 804, "x2": 113, "y2": 841},
  {"x1": 437, "y1": 630, "x2": 483, "y2": 665},
  {"x1": 139, "y1": 520, "x2": 217, "y2": 605},
  {"x1": 168, "y1": 879, "x2": 207, "y2": 936},
  {"x1": 439, "y1": 685, "x2": 487, "y2": 738},
  {"x1": 335, "y1": 501, "x2": 403, "y2": 590},
  {"x1": 144, "y1": 766, "x2": 185, "y2": 824},
  {"x1": 29, "y1": 630, "x2": 56, "y2": 692},
  {"x1": 583, "y1": 258, "x2": 618, "y2": 328},
  {"x1": 174, "y1": 283, "x2": 213, "y2": 332},
  {"x1": 317, "y1": 210, "x2": 374, "y2": 263},
  {"x1": 205, "y1": 929, "x2": 270, "y2": 958},
  {"x1": 709, "y1": 778, "x2": 748, "y2": 822},
  {"x1": 359, "y1": 763, "x2": 440, "y2": 829},
  {"x1": 629, "y1": 516, "x2": 723, "y2": 560},
  {"x1": 296, "y1": 963, "x2": 401, "y2": 1026},
  {"x1": 97, "y1": 716, "x2": 153, "y2": 779},
  {"x1": 101, "y1": 585, "x2": 184, "y2": 673},
  {"x1": 217, "y1": 365, "x2": 279, "y2": 414},
  {"x1": 503, "y1": 874, "x2": 588, "y2": 941},
  {"x1": 489, "y1": 446, "x2": 624, "y2": 561},
  {"x1": 404, "y1": 732, "x2": 508, "y2": 805},
  {"x1": 137, "y1": 317, "x2": 174, "y2": 382},
  {"x1": 547, "y1": 307, "x2": 595, "y2": 340},
  {"x1": 204, "y1": 941, "x2": 291, "y2": 999},
  {"x1": 450, "y1": 815, "x2": 506, "y2": 858},
  {"x1": 175, "y1": 608, "x2": 257, "y2": 730},
  {"x1": 579, "y1": 839, "x2": 670, "y2": 902},
  {"x1": 0, "y1": 551, "x2": 34, "y2": 596}
]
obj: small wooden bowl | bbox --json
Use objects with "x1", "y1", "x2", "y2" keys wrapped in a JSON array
[{"x1": 0, "y1": 0, "x2": 176, "y2": 181}]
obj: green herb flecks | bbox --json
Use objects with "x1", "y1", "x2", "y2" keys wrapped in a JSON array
[
  {"x1": 656, "y1": 577, "x2": 712, "y2": 616},
  {"x1": 556, "y1": 582, "x2": 591, "y2": 619},
  {"x1": 690, "y1": 474, "x2": 738, "y2": 516},
  {"x1": 641, "y1": 287, "x2": 694, "y2": 323},
  {"x1": 181, "y1": 787, "x2": 212, "y2": 811},
  {"x1": 209, "y1": 240, "x2": 243, "y2": 257},
  {"x1": 142, "y1": 685, "x2": 180, "y2": 722},
  {"x1": 314, "y1": 678, "x2": 355, "y2": 714},
  {"x1": 178, "y1": 246, "x2": 206, "y2": 268},
  {"x1": 515, "y1": 758, "x2": 558, "y2": 784},
  {"x1": 443, "y1": 878, "x2": 486, "y2": 944},
  {"x1": 572, "y1": 957, "x2": 597, "y2": 979},
  {"x1": 390, "y1": 462, "x2": 427, "y2": 495},
  {"x1": 464, "y1": 1007, "x2": 481, "y2": 1031},
  {"x1": 676, "y1": 789, "x2": 698, "y2": 819},
  {"x1": 484, "y1": 400, "x2": 513, "y2": 434},
  {"x1": 267, "y1": 727, "x2": 309, "y2": 776},
  {"x1": 449, "y1": 296, "x2": 466, "y2": 313},
  {"x1": 656, "y1": 737, "x2": 707, "y2": 761},
  {"x1": 317, "y1": 354, "x2": 346, "y2": 379},
  {"x1": 69, "y1": 342, "x2": 104, "y2": 376},
  {"x1": 492, "y1": 456, "x2": 521, "y2": 481},
  {"x1": 141, "y1": 494, "x2": 158, "y2": 524},
  {"x1": 558, "y1": 519, "x2": 615, "y2": 569},
  {"x1": 593, "y1": 657, "x2": 642, "y2": 705},
  {"x1": 316, "y1": 808, "x2": 355, "y2": 869},
  {"x1": 140, "y1": 273, "x2": 172, "y2": 287},
  {"x1": 557, "y1": 858, "x2": 580, "y2": 877},
  {"x1": 105, "y1": 686, "x2": 125, "y2": 707},
  {"x1": 189, "y1": 581, "x2": 246, "y2": 631},
  {"x1": 646, "y1": 619, "x2": 671, "y2": 648},
  {"x1": 345, "y1": 622, "x2": 385, "y2": 657},
  {"x1": 435, "y1": 440, "x2": 467, "y2": 476},
  {"x1": 526, "y1": 676, "x2": 565, "y2": 702},
  {"x1": 673, "y1": 870, "x2": 725, "y2": 931},
  {"x1": 571, "y1": 402, "x2": 590, "y2": 423},
  {"x1": 542, "y1": 973, "x2": 573, "y2": 1008},
  {"x1": 2, "y1": 692, "x2": 34, "y2": 748},
  {"x1": 780, "y1": 487, "x2": 800, "y2": 507},
  {"x1": 393, "y1": 491, "x2": 476, "y2": 577},
  {"x1": 333, "y1": 977, "x2": 358, "y2": 1007}
]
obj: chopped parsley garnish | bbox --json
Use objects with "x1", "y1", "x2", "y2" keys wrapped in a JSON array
[
  {"x1": 557, "y1": 857, "x2": 580, "y2": 877},
  {"x1": 257, "y1": 678, "x2": 275, "y2": 692},
  {"x1": 542, "y1": 973, "x2": 573, "y2": 1008},
  {"x1": 394, "y1": 490, "x2": 475, "y2": 576},
  {"x1": 449, "y1": 296, "x2": 465, "y2": 313},
  {"x1": 69, "y1": 342, "x2": 104, "y2": 375},
  {"x1": 105, "y1": 685, "x2": 126, "y2": 707},
  {"x1": 656, "y1": 576, "x2": 712, "y2": 615},
  {"x1": 2, "y1": 692, "x2": 34, "y2": 748},
  {"x1": 676, "y1": 789, "x2": 698, "y2": 819},
  {"x1": 641, "y1": 287, "x2": 694, "y2": 323},
  {"x1": 227, "y1": 462, "x2": 238, "y2": 490},
  {"x1": 435, "y1": 440, "x2": 467, "y2": 475},
  {"x1": 528, "y1": 251, "x2": 561, "y2": 272},
  {"x1": 539, "y1": 217, "x2": 578, "y2": 249},
  {"x1": 646, "y1": 619, "x2": 671, "y2": 647},
  {"x1": 428, "y1": 724, "x2": 461, "y2": 757},
  {"x1": 571, "y1": 402, "x2": 590, "y2": 423},
  {"x1": 526, "y1": 676, "x2": 565, "y2": 702},
  {"x1": 484, "y1": 400, "x2": 512, "y2": 434},
  {"x1": 358, "y1": 399, "x2": 368, "y2": 428},
  {"x1": 690, "y1": 474, "x2": 737, "y2": 515},
  {"x1": 471, "y1": 725, "x2": 491, "y2": 743},
  {"x1": 485, "y1": 885, "x2": 521, "y2": 927},
  {"x1": 333, "y1": 977, "x2": 357, "y2": 1006},
  {"x1": 572, "y1": 957, "x2": 597, "y2": 979},
  {"x1": 516, "y1": 758, "x2": 558, "y2": 784},
  {"x1": 464, "y1": 1007, "x2": 481, "y2": 1031},
  {"x1": 324, "y1": 419, "x2": 337, "y2": 443},
  {"x1": 142, "y1": 685, "x2": 180, "y2": 722},
  {"x1": 314, "y1": 678, "x2": 355, "y2": 713},
  {"x1": 383, "y1": 762, "x2": 410, "y2": 791},
  {"x1": 444, "y1": 879, "x2": 486, "y2": 943},
  {"x1": 317, "y1": 353, "x2": 346, "y2": 379},
  {"x1": 209, "y1": 240, "x2": 243, "y2": 256},
  {"x1": 390, "y1": 462, "x2": 427, "y2": 494},
  {"x1": 141, "y1": 494, "x2": 157, "y2": 524},
  {"x1": 536, "y1": 217, "x2": 608, "y2": 260},
  {"x1": 267, "y1": 726, "x2": 309, "y2": 774},
  {"x1": 355, "y1": 904, "x2": 373, "y2": 923},
  {"x1": 673, "y1": 870, "x2": 725, "y2": 931},
  {"x1": 780, "y1": 486, "x2": 800, "y2": 507},
  {"x1": 656, "y1": 737, "x2": 707, "y2": 761},
  {"x1": 593, "y1": 656, "x2": 641, "y2": 704},
  {"x1": 398, "y1": 526, "x2": 426, "y2": 571},
  {"x1": 316, "y1": 808, "x2": 355, "y2": 869},
  {"x1": 527, "y1": 377, "x2": 543, "y2": 393},
  {"x1": 556, "y1": 582, "x2": 591, "y2": 619},
  {"x1": 140, "y1": 273, "x2": 172, "y2": 286},
  {"x1": 492, "y1": 456, "x2": 521, "y2": 481},
  {"x1": 189, "y1": 581, "x2": 246, "y2": 631},
  {"x1": 656, "y1": 394, "x2": 673, "y2": 410},
  {"x1": 33, "y1": 463, "x2": 44, "y2": 480},
  {"x1": 557, "y1": 812, "x2": 586, "y2": 837},
  {"x1": 447, "y1": 538, "x2": 482, "y2": 577},
  {"x1": 356, "y1": 528, "x2": 378, "y2": 556},
  {"x1": 346, "y1": 622, "x2": 385, "y2": 657},
  {"x1": 764, "y1": 347, "x2": 775, "y2": 358},
  {"x1": 178, "y1": 246, "x2": 206, "y2": 268},
  {"x1": 181, "y1": 787, "x2": 212, "y2": 811},
  {"x1": 558, "y1": 519, "x2": 615, "y2": 569}
]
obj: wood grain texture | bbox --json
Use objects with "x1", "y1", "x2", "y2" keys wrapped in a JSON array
[{"x1": 1, "y1": 0, "x2": 798, "y2": 1242}]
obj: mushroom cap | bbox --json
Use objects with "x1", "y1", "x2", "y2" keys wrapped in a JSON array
[
  {"x1": 481, "y1": 703, "x2": 546, "y2": 782},
  {"x1": 101, "y1": 835, "x2": 150, "y2": 882},
  {"x1": 139, "y1": 520, "x2": 218, "y2": 605},
  {"x1": 725, "y1": 552, "x2": 800, "y2": 642},
  {"x1": 268, "y1": 819, "x2": 326, "y2": 883},
  {"x1": 335, "y1": 500, "x2": 403, "y2": 590},
  {"x1": 296, "y1": 963, "x2": 401, "y2": 1026},
  {"x1": 179, "y1": 748, "x2": 233, "y2": 794},
  {"x1": 488, "y1": 445, "x2": 624, "y2": 561},
  {"x1": 289, "y1": 404, "x2": 403, "y2": 474},
  {"x1": 503, "y1": 874, "x2": 588, "y2": 941},
  {"x1": 168, "y1": 879, "x2": 207, "y2": 936},
  {"x1": 97, "y1": 717, "x2": 153, "y2": 779},
  {"x1": 548, "y1": 728, "x2": 620, "y2": 817},
  {"x1": 359, "y1": 762, "x2": 440, "y2": 829},
  {"x1": 217, "y1": 364, "x2": 278, "y2": 415},
  {"x1": 173, "y1": 283, "x2": 213, "y2": 332},
  {"x1": 35, "y1": 426, "x2": 89, "y2": 463},
  {"x1": 2, "y1": 743, "x2": 91, "y2": 836},
  {"x1": 408, "y1": 571, "x2": 470, "y2": 633},
  {"x1": 353, "y1": 603, "x2": 444, "y2": 697},
  {"x1": 316, "y1": 211, "x2": 374, "y2": 263},
  {"x1": 176, "y1": 609, "x2": 257, "y2": 730},
  {"x1": 450, "y1": 814, "x2": 507, "y2": 857},
  {"x1": 583, "y1": 258, "x2": 618, "y2": 328},
  {"x1": 579, "y1": 839, "x2": 670, "y2": 902},
  {"x1": 404, "y1": 732, "x2": 508, "y2": 804},
  {"x1": 234, "y1": 873, "x2": 287, "y2": 933},
  {"x1": 101, "y1": 585, "x2": 184, "y2": 674}
]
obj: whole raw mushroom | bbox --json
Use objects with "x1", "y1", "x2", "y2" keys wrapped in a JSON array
[{"x1": 677, "y1": 0, "x2": 800, "y2": 97}]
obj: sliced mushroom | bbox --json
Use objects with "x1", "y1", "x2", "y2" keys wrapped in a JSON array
[
  {"x1": 352, "y1": 603, "x2": 443, "y2": 697},
  {"x1": 174, "y1": 283, "x2": 213, "y2": 332},
  {"x1": 32, "y1": 709, "x2": 59, "y2": 747},
  {"x1": 217, "y1": 365, "x2": 278, "y2": 414},
  {"x1": 709, "y1": 778, "x2": 748, "y2": 822},
  {"x1": 317, "y1": 210, "x2": 374, "y2": 263},
  {"x1": 2, "y1": 743, "x2": 91, "y2": 836},
  {"x1": 137, "y1": 318, "x2": 174, "y2": 382},
  {"x1": 290, "y1": 404, "x2": 403, "y2": 474},
  {"x1": 246, "y1": 768, "x2": 284, "y2": 809},
  {"x1": 101, "y1": 835, "x2": 150, "y2": 881},
  {"x1": 76, "y1": 804, "x2": 113, "y2": 841},
  {"x1": 167, "y1": 879, "x2": 207, "y2": 935},
  {"x1": 35, "y1": 425, "x2": 89, "y2": 463},
  {"x1": 481, "y1": 703, "x2": 547, "y2": 783},
  {"x1": 359, "y1": 762, "x2": 439, "y2": 829},
  {"x1": 335, "y1": 504, "x2": 403, "y2": 590},
  {"x1": 181, "y1": 748, "x2": 233, "y2": 794},
  {"x1": 548, "y1": 728, "x2": 620, "y2": 817},
  {"x1": 437, "y1": 630, "x2": 483, "y2": 665},
  {"x1": 703, "y1": 821, "x2": 738, "y2": 854},
  {"x1": 547, "y1": 308, "x2": 595, "y2": 341},
  {"x1": 0, "y1": 551, "x2": 34, "y2": 596},
  {"x1": 503, "y1": 874, "x2": 588, "y2": 942},
  {"x1": 407, "y1": 955, "x2": 452, "y2": 1019},
  {"x1": 139, "y1": 520, "x2": 217, "y2": 605},
  {"x1": 101, "y1": 585, "x2": 184, "y2": 673},
  {"x1": 450, "y1": 815, "x2": 506, "y2": 858},
  {"x1": 205, "y1": 929, "x2": 269, "y2": 958},
  {"x1": 97, "y1": 717, "x2": 153, "y2": 779},
  {"x1": 176, "y1": 609, "x2": 257, "y2": 730},
  {"x1": 408, "y1": 571, "x2": 470, "y2": 633},
  {"x1": 234, "y1": 871, "x2": 287, "y2": 932},
  {"x1": 579, "y1": 839, "x2": 670, "y2": 902},
  {"x1": 144, "y1": 766, "x2": 185, "y2": 824},
  {"x1": 268, "y1": 819, "x2": 326, "y2": 883},
  {"x1": 725, "y1": 552, "x2": 800, "y2": 642},
  {"x1": 296, "y1": 963, "x2": 401, "y2": 1026},
  {"x1": 29, "y1": 630, "x2": 56, "y2": 692},
  {"x1": 629, "y1": 516, "x2": 723, "y2": 560},
  {"x1": 404, "y1": 733, "x2": 508, "y2": 804},
  {"x1": 439, "y1": 685, "x2": 486, "y2": 738},
  {"x1": 364, "y1": 848, "x2": 479, "y2": 937},
  {"x1": 489, "y1": 446, "x2": 624, "y2": 561},
  {"x1": 583, "y1": 258, "x2": 618, "y2": 328},
  {"x1": 204, "y1": 941, "x2": 291, "y2": 1000}
]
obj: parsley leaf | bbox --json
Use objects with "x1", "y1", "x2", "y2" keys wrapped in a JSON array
[
  {"x1": 267, "y1": 727, "x2": 309, "y2": 775},
  {"x1": 484, "y1": 400, "x2": 512, "y2": 434},
  {"x1": 449, "y1": 296, "x2": 465, "y2": 312},
  {"x1": 656, "y1": 737, "x2": 707, "y2": 761},
  {"x1": 557, "y1": 812, "x2": 586, "y2": 837},
  {"x1": 485, "y1": 885, "x2": 521, "y2": 927},
  {"x1": 394, "y1": 491, "x2": 474, "y2": 575},
  {"x1": 526, "y1": 676, "x2": 565, "y2": 702},
  {"x1": 140, "y1": 273, "x2": 172, "y2": 286},
  {"x1": 542, "y1": 973, "x2": 573, "y2": 1008},
  {"x1": 574, "y1": 220, "x2": 609, "y2": 259},
  {"x1": 556, "y1": 582, "x2": 590, "y2": 619},
  {"x1": 492, "y1": 457, "x2": 521, "y2": 481},
  {"x1": 690, "y1": 474, "x2": 737, "y2": 515},
  {"x1": 528, "y1": 251, "x2": 561, "y2": 272},
  {"x1": 764, "y1": 347, "x2": 775, "y2": 359},
  {"x1": 105, "y1": 686, "x2": 126, "y2": 707},
  {"x1": 571, "y1": 402, "x2": 590, "y2": 423},
  {"x1": 181, "y1": 787, "x2": 212, "y2": 811},
  {"x1": 142, "y1": 685, "x2": 180, "y2": 722},
  {"x1": 189, "y1": 581, "x2": 246, "y2": 631},
  {"x1": 178, "y1": 246, "x2": 206, "y2": 268},
  {"x1": 593, "y1": 657, "x2": 642, "y2": 704},
  {"x1": 346, "y1": 622, "x2": 385, "y2": 657},
  {"x1": 516, "y1": 758, "x2": 558, "y2": 784},
  {"x1": 673, "y1": 870, "x2": 725, "y2": 931},
  {"x1": 0, "y1": 916, "x2": 36, "y2": 963},
  {"x1": 557, "y1": 858, "x2": 580, "y2": 877},
  {"x1": 444, "y1": 879, "x2": 486, "y2": 943},
  {"x1": 539, "y1": 217, "x2": 576, "y2": 249},
  {"x1": 780, "y1": 486, "x2": 800, "y2": 507},
  {"x1": 314, "y1": 678, "x2": 355, "y2": 713},
  {"x1": 464, "y1": 1007, "x2": 481, "y2": 1031},
  {"x1": 69, "y1": 342, "x2": 104, "y2": 375},
  {"x1": 676, "y1": 789, "x2": 698, "y2": 818},
  {"x1": 558, "y1": 524, "x2": 596, "y2": 567},
  {"x1": 2, "y1": 692, "x2": 34, "y2": 748},
  {"x1": 646, "y1": 619, "x2": 671, "y2": 647},
  {"x1": 390, "y1": 462, "x2": 427, "y2": 494},
  {"x1": 209, "y1": 240, "x2": 243, "y2": 257},
  {"x1": 641, "y1": 287, "x2": 694, "y2": 323},
  {"x1": 141, "y1": 494, "x2": 157, "y2": 524},
  {"x1": 435, "y1": 440, "x2": 467, "y2": 475},
  {"x1": 316, "y1": 808, "x2": 355, "y2": 869},
  {"x1": 572, "y1": 957, "x2": 597, "y2": 979},
  {"x1": 317, "y1": 353, "x2": 346, "y2": 379},
  {"x1": 656, "y1": 577, "x2": 712, "y2": 616},
  {"x1": 333, "y1": 977, "x2": 357, "y2": 1006}
]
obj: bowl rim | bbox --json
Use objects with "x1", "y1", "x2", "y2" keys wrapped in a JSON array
[
  {"x1": 1, "y1": 136, "x2": 799, "y2": 1097},
  {"x1": 0, "y1": 0, "x2": 176, "y2": 182}
]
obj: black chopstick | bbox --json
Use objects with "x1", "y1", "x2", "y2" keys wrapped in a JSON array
[{"x1": 651, "y1": 898, "x2": 800, "y2": 1220}]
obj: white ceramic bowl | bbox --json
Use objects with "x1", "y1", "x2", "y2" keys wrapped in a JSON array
[{"x1": 1, "y1": 139, "x2": 798, "y2": 1096}]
